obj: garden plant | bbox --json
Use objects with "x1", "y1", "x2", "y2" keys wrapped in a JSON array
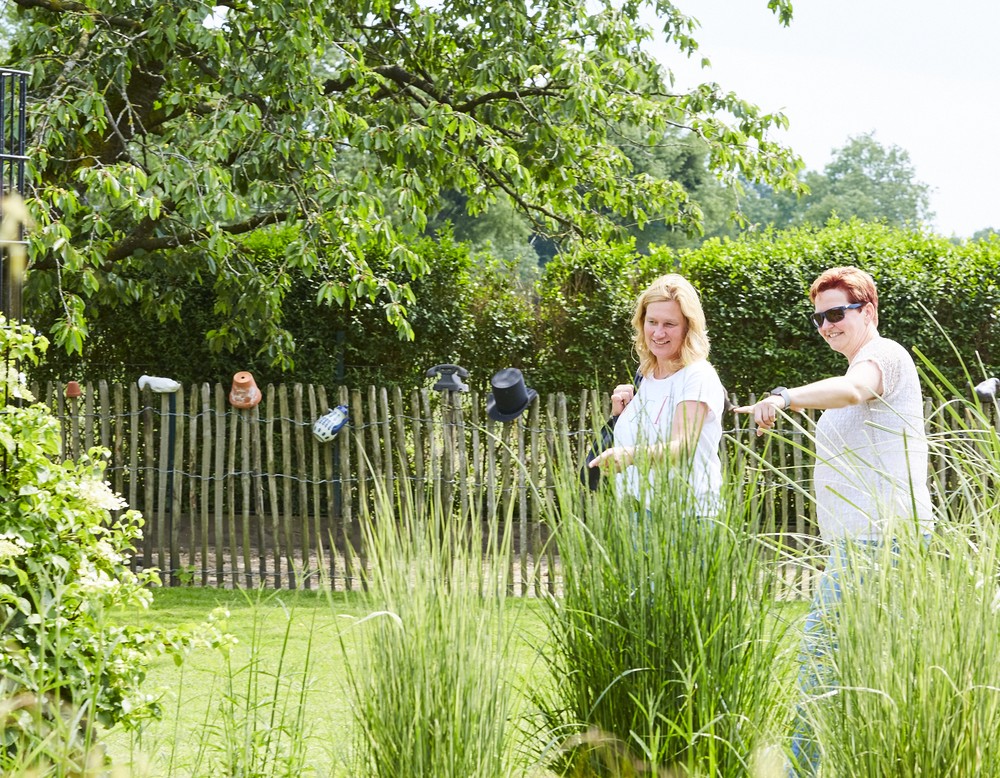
[
  {"x1": 534, "y1": 443, "x2": 793, "y2": 776},
  {"x1": 0, "y1": 318, "x2": 227, "y2": 775}
]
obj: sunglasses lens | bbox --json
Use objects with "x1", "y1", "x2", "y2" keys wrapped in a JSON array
[{"x1": 812, "y1": 305, "x2": 853, "y2": 327}]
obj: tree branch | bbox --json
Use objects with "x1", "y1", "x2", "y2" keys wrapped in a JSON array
[
  {"x1": 477, "y1": 164, "x2": 580, "y2": 239},
  {"x1": 101, "y1": 210, "x2": 293, "y2": 265},
  {"x1": 325, "y1": 64, "x2": 568, "y2": 118},
  {"x1": 13, "y1": 0, "x2": 141, "y2": 32},
  {"x1": 455, "y1": 85, "x2": 566, "y2": 114}
]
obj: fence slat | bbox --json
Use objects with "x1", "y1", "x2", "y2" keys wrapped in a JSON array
[
  {"x1": 367, "y1": 385, "x2": 383, "y2": 499},
  {"x1": 339, "y1": 385, "x2": 354, "y2": 591},
  {"x1": 170, "y1": 387, "x2": 185, "y2": 585},
  {"x1": 127, "y1": 383, "x2": 139, "y2": 568},
  {"x1": 239, "y1": 405, "x2": 253, "y2": 589},
  {"x1": 308, "y1": 385, "x2": 323, "y2": 584},
  {"x1": 392, "y1": 387, "x2": 412, "y2": 521},
  {"x1": 84, "y1": 382, "x2": 95, "y2": 452},
  {"x1": 351, "y1": 388, "x2": 367, "y2": 586},
  {"x1": 379, "y1": 387, "x2": 394, "y2": 506},
  {"x1": 199, "y1": 384, "x2": 212, "y2": 586},
  {"x1": 112, "y1": 382, "x2": 124, "y2": 523},
  {"x1": 517, "y1": 401, "x2": 531, "y2": 596},
  {"x1": 441, "y1": 391, "x2": 455, "y2": 520},
  {"x1": 279, "y1": 386, "x2": 298, "y2": 588},
  {"x1": 226, "y1": 394, "x2": 240, "y2": 588},
  {"x1": 529, "y1": 398, "x2": 542, "y2": 597},
  {"x1": 265, "y1": 386, "x2": 282, "y2": 588},
  {"x1": 98, "y1": 380, "x2": 110, "y2": 451},
  {"x1": 63, "y1": 386, "x2": 77, "y2": 461},
  {"x1": 411, "y1": 388, "x2": 426, "y2": 521},
  {"x1": 142, "y1": 390, "x2": 155, "y2": 570},
  {"x1": 213, "y1": 384, "x2": 226, "y2": 587},
  {"x1": 454, "y1": 394, "x2": 469, "y2": 523},
  {"x1": 293, "y1": 384, "x2": 310, "y2": 589},
  {"x1": 318, "y1": 385, "x2": 336, "y2": 585},
  {"x1": 185, "y1": 386, "x2": 199, "y2": 584}
]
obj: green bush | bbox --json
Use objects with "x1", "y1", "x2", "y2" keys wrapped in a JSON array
[
  {"x1": 0, "y1": 319, "x2": 226, "y2": 769},
  {"x1": 26, "y1": 226, "x2": 542, "y2": 394},
  {"x1": 452, "y1": 252, "x2": 537, "y2": 394},
  {"x1": 530, "y1": 241, "x2": 648, "y2": 396},
  {"x1": 679, "y1": 220, "x2": 999, "y2": 397},
  {"x1": 288, "y1": 229, "x2": 476, "y2": 389},
  {"x1": 24, "y1": 221, "x2": 999, "y2": 403}
]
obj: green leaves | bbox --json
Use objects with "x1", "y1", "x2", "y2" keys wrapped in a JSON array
[
  {"x1": 10, "y1": 0, "x2": 802, "y2": 361},
  {"x1": 48, "y1": 294, "x2": 89, "y2": 356},
  {"x1": 0, "y1": 318, "x2": 179, "y2": 749}
]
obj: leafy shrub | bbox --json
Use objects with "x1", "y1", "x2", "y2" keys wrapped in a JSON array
[
  {"x1": 453, "y1": 252, "x2": 537, "y2": 394},
  {"x1": 24, "y1": 221, "x2": 999, "y2": 403},
  {"x1": 531, "y1": 241, "x2": 648, "y2": 396},
  {"x1": 0, "y1": 318, "x2": 226, "y2": 769}
]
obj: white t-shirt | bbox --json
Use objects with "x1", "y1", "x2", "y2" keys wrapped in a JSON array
[
  {"x1": 613, "y1": 359, "x2": 725, "y2": 515},
  {"x1": 813, "y1": 336, "x2": 934, "y2": 540}
]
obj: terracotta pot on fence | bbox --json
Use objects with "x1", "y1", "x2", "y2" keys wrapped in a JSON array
[
  {"x1": 229, "y1": 371, "x2": 261, "y2": 409},
  {"x1": 65, "y1": 380, "x2": 82, "y2": 399}
]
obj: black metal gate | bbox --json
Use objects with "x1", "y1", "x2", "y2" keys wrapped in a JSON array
[{"x1": 0, "y1": 68, "x2": 28, "y2": 321}]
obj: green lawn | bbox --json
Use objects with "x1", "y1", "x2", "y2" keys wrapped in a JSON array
[{"x1": 106, "y1": 587, "x2": 553, "y2": 777}]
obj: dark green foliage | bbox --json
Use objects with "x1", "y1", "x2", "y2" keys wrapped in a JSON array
[
  {"x1": 677, "y1": 232, "x2": 828, "y2": 397},
  {"x1": 296, "y1": 231, "x2": 471, "y2": 389},
  {"x1": 678, "y1": 220, "x2": 999, "y2": 397},
  {"x1": 452, "y1": 255, "x2": 537, "y2": 394},
  {"x1": 24, "y1": 222, "x2": 999, "y2": 403},
  {"x1": 530, "y1": 242, "x2": 649, "y2": 396},
  {"x1": 25, "y1": 228, "x2": 536, "y2": 393}
]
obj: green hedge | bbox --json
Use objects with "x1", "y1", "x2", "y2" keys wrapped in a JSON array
[
  {"x1": 674, "y1": 220, "x2": 998, "y2": 398},
  {"x1": 25, "y1": 220, "x2": 999, "y2": 402}
]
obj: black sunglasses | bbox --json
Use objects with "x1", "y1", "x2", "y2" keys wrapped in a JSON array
[{"x1": 811, "y1": 302, "x2": 863, "y2": 328}]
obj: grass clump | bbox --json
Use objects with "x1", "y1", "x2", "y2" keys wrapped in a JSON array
[
  {"x1": 810, "y1": 382, "x2": 1000, "y2": 776},
  {"x1": 535, "y1": 456, "x2": 791, "y2": 776},
  {"x1": 186, "y1": 589, "x2": 314, "y2": 777},
  {"x1": 811, "y1": 523, "x2": 1000, "y2": 777},
  {"x1": 336, "y1": 482, "x2": 531, "y2": 778}
]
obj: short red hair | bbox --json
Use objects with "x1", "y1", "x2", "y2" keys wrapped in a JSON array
[{"x1": 809, "y1": 266, "x2": 879, "y2": 325}]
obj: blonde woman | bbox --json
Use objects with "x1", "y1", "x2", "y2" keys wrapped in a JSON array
[{"x1": 589, "y1": 273, "x2": 725, "y2": 516}]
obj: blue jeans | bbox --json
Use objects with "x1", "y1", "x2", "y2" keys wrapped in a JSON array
[
  {"x1": 788, "y1": 544, "x2": 850, "y2": 776},
  {"x1": 788, "y1": 535, "x2": 928, "y2": 777}
]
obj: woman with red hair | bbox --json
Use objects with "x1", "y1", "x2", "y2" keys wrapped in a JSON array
[{"x1": 735, "y1": 265, "x2": 934, "y2": 776}]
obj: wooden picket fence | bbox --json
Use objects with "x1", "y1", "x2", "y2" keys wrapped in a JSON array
[{"x1": 39, "y1": 380, "x2": 999, "y2": 597}]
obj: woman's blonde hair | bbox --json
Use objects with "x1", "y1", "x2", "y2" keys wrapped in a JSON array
[{"x1": 632, "y1": 273, "x2": 710, "y2": 378}]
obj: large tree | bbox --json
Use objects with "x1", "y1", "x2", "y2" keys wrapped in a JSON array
[
  {"x1": 739, "y1": 132, "x2": 934, "y2": 232},
  {"x1": 6, "y1": 0, "x2": 801, "y2": 365}
]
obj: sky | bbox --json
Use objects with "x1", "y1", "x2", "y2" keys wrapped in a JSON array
[{"x1": 648, "y1": 0, "x2": 1000, "y2": 238}]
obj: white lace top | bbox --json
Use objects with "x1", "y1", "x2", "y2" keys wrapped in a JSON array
[{"x1": 813, "y1": 336, "x2": 934, "y2": 540}]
